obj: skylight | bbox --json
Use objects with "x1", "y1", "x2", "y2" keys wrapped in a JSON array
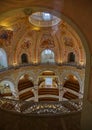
[
  {"x1": 42, "y1": 13, "x2": 51, "y2": 21},
  {"x1": 29, "y1": 12, "x2": 61, "y2": 27}
]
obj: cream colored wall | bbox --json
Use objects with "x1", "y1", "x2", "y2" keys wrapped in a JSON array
[{"x1": 0, "y1": 19, "x2": 85, "y2": 66}]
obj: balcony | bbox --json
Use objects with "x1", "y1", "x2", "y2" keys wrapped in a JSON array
[{"x1": 0, "y1": 62, "x2": 85, "y2": 73}]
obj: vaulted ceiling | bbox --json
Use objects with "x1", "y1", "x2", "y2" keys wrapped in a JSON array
[{"x1": 0, "y1": 0, "x2": 91, "y2": 55}]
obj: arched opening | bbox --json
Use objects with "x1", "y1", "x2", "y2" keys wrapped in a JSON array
[
  {"x1": 68, "y1": 52, "x2": 75, "y2": 63},
  {"x1": 38, "y1": 70, "x2": 59, "y2": 101},
  {"x1": 63, "y1": 75, "x2": 81, "y2": 100},
  {"x1": 0, "y1": 48, "x2": 8, "y2": 68},
  {"x1": 0, "y1": 80, "x2": 15, "y2": 99},
  {"x1": 41, "y1": 49, "x2": 55, "y2": 63},
  {"x1": 21, "y1": 53, "x2": 28, "y2": 64},
  {"x1": 18, "y1": 74, "x2": 34, "y2": 101}
]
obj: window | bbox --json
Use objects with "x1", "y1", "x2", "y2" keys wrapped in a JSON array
[
  {"x1": 21, "y1": 53, "x2": 28, "y2": 64},
  {"x1": 0, "y1": 48, "x2": 8, "y2": 67},
  {"x1": 45, "y1": 78, "x2": 52, "y2": 87},
  {"x1": 42, "y1": 13, "x2": 52, "y2": 21},
  {"x1": 68, "y1": 52, "x2": 75, "y2": 62},
  {"x1": 41, "y1": 49, "x2": 55, "y2": 63}
]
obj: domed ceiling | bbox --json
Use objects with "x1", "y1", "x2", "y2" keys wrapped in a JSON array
[{"x1": 0, "y1": 7, "x2": 86, "y2": 65}]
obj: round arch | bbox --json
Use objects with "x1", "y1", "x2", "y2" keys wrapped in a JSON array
[
  {"x1": 21, "y1": 53, "x2": 28, "y2": 64},
  {"x1": 36, "y1": 69, "x2": 61, "y2": 90},
  {"x1": 41, "y1": 49, "x2": 55, "y2": 63},
  {"x1": 0, "y1": 79, "x2": 16, "y2": 98},
  {"x1": 16, "y1": 71, "x2": 35, "y2": 87},
  {"x1": 60, "y1": 70, "x2": 83, "y2": 93}
]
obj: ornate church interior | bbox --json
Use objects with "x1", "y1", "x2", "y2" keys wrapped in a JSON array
[{"x1": 0, "y1": 0, "x2": 92, "y2": 130}]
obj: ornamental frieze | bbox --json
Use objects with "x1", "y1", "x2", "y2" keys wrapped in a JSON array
[
  {"x1": 40, "y1": 33, "x2": 55, "y2": 49},
  {"x1": 21, "y1": 39, "x2": 31, "y2": 49},
  {"x1": 0, "y1": 29, "x2": 13, "y2": 46},
  {"x1": 63, "y1": 36, "x2": 73, "y2": 47}
]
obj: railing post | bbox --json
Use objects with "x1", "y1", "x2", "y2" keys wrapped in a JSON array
[
  {"x1": 34, "y1": 83, "x2": 38, "y2": 102},
  {"x1": 59, "y1": 83, "x2": 64, "y2": 101},
  {"x1": 12, "y1": 87, "x2": 19, "y2": 100}
]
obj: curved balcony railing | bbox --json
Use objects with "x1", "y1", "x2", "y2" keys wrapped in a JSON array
[
  {"x1": 0, "y1": 62, "x2": 85, "y2": 73},
  {"x1": 0, "y1": 97, "x2": 82, "y2": 115}
]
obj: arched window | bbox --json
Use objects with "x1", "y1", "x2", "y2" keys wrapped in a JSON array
[
  {"x1": 0, "y1": 48, "x2": 8, "y2": 68},
  {"x1": 41, "y1": 49, "x2": 55, "y2": 63},
  {"x1": 21, "y1": 53, "x2": 28, "y2": 64},
  {"x1": 68, "y1": 52, "x2": 75, "y2": 62}
]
